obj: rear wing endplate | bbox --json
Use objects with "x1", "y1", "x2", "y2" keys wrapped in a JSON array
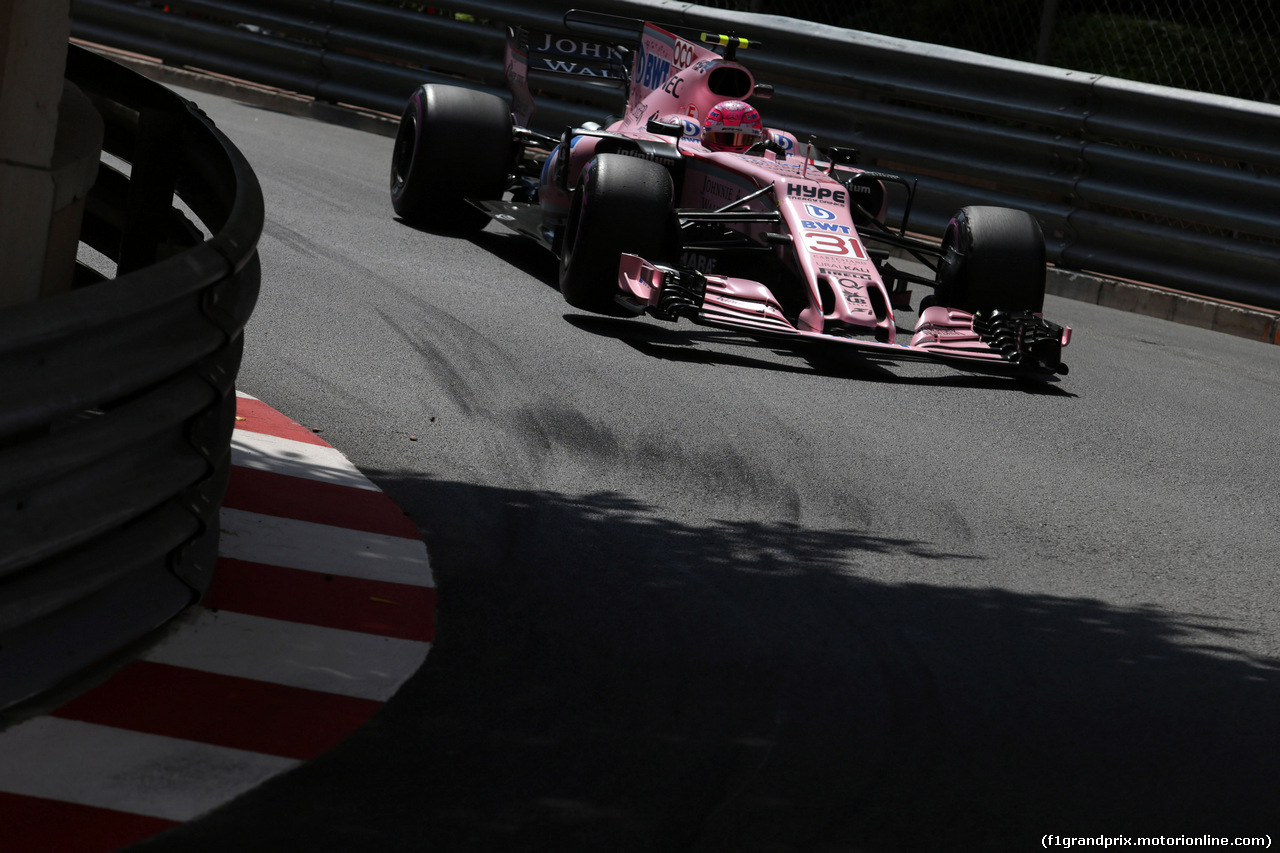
[{"x1": 505, "y1": 22, "x2": 629, "y2": 127}]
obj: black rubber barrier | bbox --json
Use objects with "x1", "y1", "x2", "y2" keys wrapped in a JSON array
[{"x1": 0, "y1": 45, "x2": 263, "y2": 711}]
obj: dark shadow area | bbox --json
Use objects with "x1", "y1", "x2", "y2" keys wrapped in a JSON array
[
  {"x1": 805, "y1": 344, "x2": 1079, "y2": 395},
  {"x1": 137, "y1": 476, "x2": 1280, "y2": 853},
  {"x1": 392, "y1": 216, "x2": 543, "y2": 259},
  {"x1": 469, "y1": 227, "x2": 560, "y2": 292},
  {"x1": 565, "y1": 314, "x2": 825, "y2": 376}
]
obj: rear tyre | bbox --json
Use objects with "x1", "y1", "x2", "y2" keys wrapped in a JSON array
[
  {"x1": 390, "y1": 84, "x2": 513, "y2": 231},
  {"x1": 558, "y1": 154, "x2": 675, "y2": 315},
  {"x1": 933, "y1": 206, "x2": 1046, "y2": 314}
]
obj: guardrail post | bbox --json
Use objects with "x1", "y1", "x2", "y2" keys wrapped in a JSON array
[
  {"x1": 1036, "y1": 0, "x2": 1060, "y2": 64},
  {"x1": 119, "y1": 105, "x2": 182, "y2": 274}
]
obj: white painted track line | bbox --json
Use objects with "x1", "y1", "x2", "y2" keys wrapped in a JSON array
[
  {"x1": 218, "y1": 507, "x2": 432, "y2": 585},
  {"x1": 0, "y1": 717, "x2": 300, "y2": 822},
  {"x1": 230, "y1": 430, "x2": 380, "y2": 491},
  {"x1": 0, "y1": 394, "x2": 435, "y2": 849},
  {"x1": 140, "y1": 609, "x2": 431, "y2": 701}
]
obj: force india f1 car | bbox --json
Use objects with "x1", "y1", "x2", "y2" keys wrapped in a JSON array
[{"x1": 389, "y1": 9, "x2": 1072, "y2": 377}]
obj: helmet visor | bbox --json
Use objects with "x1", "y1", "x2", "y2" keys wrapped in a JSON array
[{"x1": 705, "y1": 131, "x2": 758, "y2": 150}]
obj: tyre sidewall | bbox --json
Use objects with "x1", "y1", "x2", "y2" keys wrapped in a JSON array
[
  {"x1": 936, "y1": 206, "x2": 1046, "y2": 314},
  {"x1": 389, "y1": 84, "x2": 513, "y2": 230},
  {"x1": 558, "y1": 154, "x2": 674, "y2": 314},
  {"x1": 390, "y1": 88, "x2": 429, "y2": 216}
]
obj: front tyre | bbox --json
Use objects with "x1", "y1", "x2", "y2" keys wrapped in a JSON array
[
  {"x1": 933, "y1": 206, "x2": 1046, "y2": 314},
  {"x1": 558, "y1": 154, "x2": 675, "y2": 315},
  {"x1": 390, "y1": 84, "x2": 513, "y2": 231}
]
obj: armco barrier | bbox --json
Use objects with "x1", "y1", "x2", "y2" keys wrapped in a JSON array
[
  {"x1": 0, "y1": 45, "x2": 262, "y2": 711},
  {"x1": 69, "y1": 0, "x2": 1280, "y2": 310}
]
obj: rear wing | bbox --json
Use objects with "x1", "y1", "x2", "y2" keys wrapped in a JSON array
[
  {"x1": 503, "y1": 9, "x2": 764, "y2": 128},
  {"x1": 504, "y1": 23, "x2": 629, "y2": 127}
]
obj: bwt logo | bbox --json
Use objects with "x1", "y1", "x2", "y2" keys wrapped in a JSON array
[
  {"x1": 638, "y1": 53, "x2": 673, "y2": 90},
  {"x1": 787, "y1": 184, "x2": 846, "y2": 205},
  {"x1": 801, "y1": 220, "x2": 851, "y2": 234},
  {"x1": 803, "y1": 204, "x2": 835, "y2": 221}
]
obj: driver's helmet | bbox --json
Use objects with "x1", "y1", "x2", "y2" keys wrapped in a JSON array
[{"x1": 703, "y1": 100, "x2": 762, "y2": 153}]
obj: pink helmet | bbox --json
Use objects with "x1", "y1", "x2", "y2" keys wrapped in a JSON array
[{"x1": 703, "y1": 101, "x2": 762, "y2": 153}]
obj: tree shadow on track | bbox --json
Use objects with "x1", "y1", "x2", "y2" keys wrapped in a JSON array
[{"x1": 142, "y1": 477, "x2": 1280, "y2": 853}]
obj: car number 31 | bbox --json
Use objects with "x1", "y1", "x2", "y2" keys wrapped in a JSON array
[{"x1": 802, "y1": 232, "x2": 868, "y2": 258}]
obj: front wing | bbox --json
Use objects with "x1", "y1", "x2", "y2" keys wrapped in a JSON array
[{"x1": 617, "y1": 254, "x2": 1071, "y2": 375}]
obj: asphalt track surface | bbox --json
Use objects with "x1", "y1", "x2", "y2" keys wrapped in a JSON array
[{"x1": 129, "y1": 87, "x2": 1280, "y2": 851}]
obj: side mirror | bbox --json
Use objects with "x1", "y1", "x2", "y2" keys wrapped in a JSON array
[
  {"x1": 827, "y1": 146, "x2": 860, "y2": 165},
  {"x1": 646, "y1": 117, "x2": 684, "y2": 138},
  {"x1": 753, "y1": 83, "x2": 774, "y2": 100},
  {"x1": 763, "y1": 137, "x2": 787, "y2": 157}
]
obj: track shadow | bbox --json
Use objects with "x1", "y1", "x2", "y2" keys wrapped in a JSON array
[
  {"x1": 567, "y1": 313, "x2": 1077, "y2": 394},
  {"x1": 804, "y1": 342, "x2": 1078, "y2": 395},
  {"x1": 564, "y1": 314, "x2": 823, "y2": 375},
  {"x1": 469, "y1": 227, "x2": 561, "y2": 291},
  {"x1": 142, "y1": 476, "x2": 1280, "y2": 853}
]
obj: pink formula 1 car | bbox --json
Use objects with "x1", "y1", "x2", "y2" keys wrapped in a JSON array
[{"x1": 389, "y1": 10, "x2": 1071, "y2": 377}]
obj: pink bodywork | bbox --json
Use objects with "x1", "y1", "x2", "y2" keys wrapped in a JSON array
[{"x1": 523, "y1": 23, "x2": 1071, "y2": 370}]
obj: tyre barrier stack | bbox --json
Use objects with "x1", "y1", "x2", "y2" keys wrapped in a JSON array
[{"x1": 0, "y1": 45, "x2": 263, "y2": 711}]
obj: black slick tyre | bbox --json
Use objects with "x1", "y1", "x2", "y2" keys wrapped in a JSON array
[
  {"x1": 390, "y1": 84, "x2": 513, "y2": 231},
  {"x1": 558, "y1": 154, "x2": 675, "y2": 315},
  {"x1": 934, "y1": 206, "x2": 1046, "y2": 314}
]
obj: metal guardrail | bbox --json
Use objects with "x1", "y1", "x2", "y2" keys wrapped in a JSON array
[
  {"x1": 0, "y1": 44, "x2": 262, "y2": 710},
  {"x1": 70, "y1": 0, "x2": 1280, "y2": 310}
]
